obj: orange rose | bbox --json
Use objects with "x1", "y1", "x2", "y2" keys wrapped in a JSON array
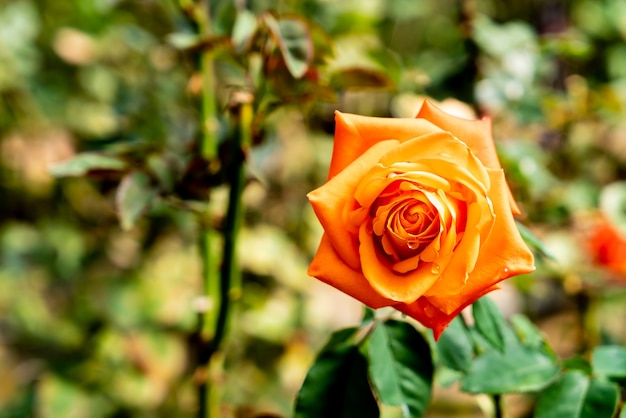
[
  {"x1": 307, "y1": 100, "x2": 535, "y2": 339},
  {"x1": 588, "y1": 215, "x2": 626, "y2": 276}
]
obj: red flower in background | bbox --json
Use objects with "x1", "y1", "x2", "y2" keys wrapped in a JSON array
[{"x1": 588, "y1": 216, "x2": 626, "y2": 275}]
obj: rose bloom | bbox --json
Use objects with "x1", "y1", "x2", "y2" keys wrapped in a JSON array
[
  {"x1": 307, "y1": 100, "x2": 535, "y2": 339},
  {"x1": 588, "y1": 215, "x2": 626, "y2": 276}
]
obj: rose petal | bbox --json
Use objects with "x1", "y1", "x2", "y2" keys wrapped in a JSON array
[
  {"x1": 308, "y1": 140, "x2": 399, "y2": 270},
  {"x1": 416, "y1": 100, "x2": 500, "y2": 171},
  {"x1": 425, "y1": 169, "x2": 535, "y2": 315},
  {"x1": 423, "y1": 202, "x2": 487, "y2": 299},
  {"x1": 309, "y1": 233, "x2": 392, "y2": 309},
  {"x1": 397, "y1": 284, "x2": 501, "y2": 340},
  {"x1": 416, "y1": 100, "x2": 521, "y2": 215},
  {"x1": 329, "y1": 111, "x2": 442, "y2": 179},
  {"x1": 379, "y1": 132, "x2": 491, "y2": 193},
  {"x1": 359, "y1": 222, "x2": 440, "y2": 303}
]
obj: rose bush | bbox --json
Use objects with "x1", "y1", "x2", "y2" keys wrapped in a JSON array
[{"x1": 308, "y1": 100, "x2": 535, "y2": 338}]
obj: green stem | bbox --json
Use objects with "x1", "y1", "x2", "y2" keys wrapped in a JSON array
[
  {"x1": 197, "y1": 96, "x2": 251, "y2": 418},
  {"x1": 198, "y1": 229, "x2": 219, "y2": 418},
  {"x1": 195, "y1": 0, "x2": 218, "y2": 160},
  {"x1": 193, "y1": 2, "x2": 220, "y2": 417},
  {"x1": 211, "y1": 96, "x2": 250, "y2": 354}
]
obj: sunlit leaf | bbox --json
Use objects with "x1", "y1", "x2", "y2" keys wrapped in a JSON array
[
  {"x1": 166, "y1": 32, "x2": 230, "y2": 52},
  {"x1": 232, "y1": 9, "x2": 257, "y2": 50},
  {"x1": 600, "y1": 182, "x2": 626, "y2": 236},
  {"x1": 591, "y1": 345, "x2": 626, "y2": 380},
  {"x1": 49, "y1": 153, "x2": 127, "y2": 177},
  {"x1": 264, "y1": 14, "x2": 313, "y2": 79},
  {"x1": 510, "y1": 314, "x2": 546, "y2": 349},
  {"x1": 368, "y1": 320, "x2": 433, "y2": 418},
  {"x1": 535, "y1": 371, "x2": 619, "y2": 418},
  {"x1": 115, "y1": 171, "x2": 157, "y2": 230},
  {"x1": 460, "y1": 345, "x2": 559, "y2": 394}
]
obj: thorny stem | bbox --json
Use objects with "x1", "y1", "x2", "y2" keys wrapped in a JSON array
[{"x1": 190, "y1": 1, "x2": 227, "y2": 417}]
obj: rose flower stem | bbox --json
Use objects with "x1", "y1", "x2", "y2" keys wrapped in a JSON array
[
  {"x1": 201, "y1": 93, "x2": 251, "y2": 418},
  {"x1": 212, "y1": 92, "x2": 251, "y2": 355},
  {"x1": 196, "y1": 0, "x2": 218, "y2": 160},
  {"x1": 190, "y1": 1, "x2": 224, "y2": 417}
]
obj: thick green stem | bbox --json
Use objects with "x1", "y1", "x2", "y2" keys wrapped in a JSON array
[
  {"x1": 197, "y1": 96, "x2": 251, "y2": 418},
  {"x1": 193, "y1": 2, "x2": 220, "y2": 417},
  {"x1": 193, "y1": 0, "x2": 218, "y2": 160},
  {"x1": 212, "y1": 95, "x2": 251, "y2": 350}
]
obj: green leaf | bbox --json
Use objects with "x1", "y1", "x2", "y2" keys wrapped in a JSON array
[
  {"x1": 591, "y1": 345, "x2": 626, "y2": 380},
  {"x1": 49, "y1": 153, "x2": 126, "y2": 177},
  {"x1": 562, "y1": 356, "x2": 592, "y2": 375},
  {"x1": 510, "y1": 314, "x2": 545, "y2": 348},
  {"x1": 362, "y1": 306, "x2": 376, "y2": 323},
  {"x1": 115, "y1": 171, "x2": 157, "y2": 230},
  {"x1": 435, "y1": 316, "x2": 473, "y2": 373},
  {"x1": 232, "y1": 9, "x2": 257, "y2": 50},
  {"x1": 535, "y1": 371, "x2": 619, "y2": 418},
  {"x1": 368, "y1": 320, "x2": 433, "y2": 418},
  {"x1": 264, "y1": 15, "x2": 313, "y2": 79},
  {"x1": 166, "y1": 32, "x2": 230, "y2": 52},
  {"x1": 329, "y1": 68, "x2": 395, "y2": 90},
  {"x1": 516, "y1": 221, "x2": 555, "y2": 260},
  {"x1": 294, "y1": 327, "x2": 379, "y2": 418},
  {"x1": 600, "y1": 181, "x2": 626, "y2": 236},
  {"x1": 472, "y1": 296, "x2": 507, "y2": 352},
  {"x1": 460, "y1": 345, "x2": 559, "y2": 394}
]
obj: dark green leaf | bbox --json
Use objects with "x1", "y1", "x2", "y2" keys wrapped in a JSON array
[
  {"x1": 115, "y1": 171, "x2": 157, "y2": 230},
  {"x1": 562, "y1": 356, "x2": 592, "y2": 375},
  {"x1": 460, "y1": 345, "x2": 559, "y2": 394},
  {"x1": 49, "y1": 153, "x2": 126, "y2": 177},
  {"x1": 535, "y1": 371, "x2": 619, "y2": 418},
  {"x1": 436, "y1": 316, "x2": 473, "y2": 373},
  {"x1": 591, "y1": 345, "x2": 626, "y2": 380},
  {"x1": 265, "y1": 15, "x2": 313, "y2": 79},
  {"x1": 368, "y1": 320, "x2": 433, "y2": 418},
  {"x1": 472, "y1": 296, "x2": 507, "y2": 352},
  {"x1": 362, "y1": 307, "x2": 376, "y2": 323},
  {"x1": 295, "y1": 327, "x2": 379, "y2": 418}
]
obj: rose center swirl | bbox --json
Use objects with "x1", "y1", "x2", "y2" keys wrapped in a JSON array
[{"x1": 370, "y1": 181, "x2": 441, "y2": 262}]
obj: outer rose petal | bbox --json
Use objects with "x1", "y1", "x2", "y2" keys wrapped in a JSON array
[
  {"x1": 328, "y1": 111, "x2": 443, "y2": 179},
  {"x1": 308, "y1": 233, "x2": 391, "y2": 309},
  {"x1": 425, "y1": 169, "x2": 535, "y2": 315},
  {"x1": 308, "y1": 140, "x2": 400, "y2": 270},
  {"x1": 397, "y1": 284, "x2": 500, "y2": 340},
  {"x1": 415, "y1": 100, "x2": 521, "y2": 215}
]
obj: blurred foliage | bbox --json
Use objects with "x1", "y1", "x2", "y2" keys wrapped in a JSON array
[{"x1": 3, "y1": 0, "x2": 626, "y2": 417}]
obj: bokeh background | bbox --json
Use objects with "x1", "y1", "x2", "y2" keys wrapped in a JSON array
[{"x1": 2, "y1": 0, "x2": 626, "y2": 416}]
